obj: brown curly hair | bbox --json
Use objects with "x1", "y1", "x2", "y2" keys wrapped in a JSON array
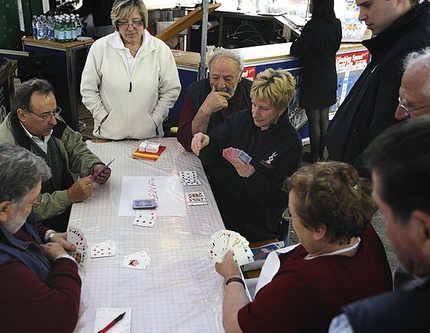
[{"x1": 285, "y1": 161, "x2": 375, "y2": 245}]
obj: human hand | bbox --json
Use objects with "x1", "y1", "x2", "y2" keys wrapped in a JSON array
[
  {"x1": 229, "y1": 157, "x2": 255, "y2": 178},
  {"x1": 201, "y1": 85, "x2": 231, "y2": 114},
  {"x1": 40, "y1": 242, "x2": 68, "y2": 262},
  {"x1": 191, "y1": 132, "x2": 210, "y2": 156},
  {"x1": 67, "y1": 176, "x2": 93, "y2": 203},
  {"x1": 215, "y1": 251, "x2": 241, "y2": 280},
  {"x1": 51, "y1": 232, "x2": 76, "y2": 252},
  {"x1": 92, "y1": 164, "x2": 111, "y2": 184}
]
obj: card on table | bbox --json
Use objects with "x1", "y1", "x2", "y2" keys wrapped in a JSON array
[
  {"x1": 91, "y1": 240, "x2": 117, "y2": 258},
  {"x1": 132, "y1": 209, "x2": 157, "y2": 227},
  {"x1": 122, "y1": 251, "x2": 151, "y2": 270},
  {"x1": 185, "y1": 191, "x2": 208, "y2": 205},
  {"x1": 67, "y1": 226, "x2": 87, "y2": 266},
  {"x1": 207, "y1": 229, "x2": 254, "y2": 266},
  {"x1": 132, "y1": 198, "x2": 157, "y2": 209},
  {"x1": 179, "y1": 170, "x2": 202, "y2": 186}
]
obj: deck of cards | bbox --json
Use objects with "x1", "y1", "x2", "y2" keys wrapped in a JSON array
[
  {"x1": 138, "y1": 140, "x2": 160, "y2": 153},
  {"x1": 67, "y1": 226, "x2": 87, "y2": 266},
  {"x1": 207, "y1": 230, "x2": 254, "y2": 266},
  {"x1": 222, "y1": 147, "x2": 252, "y2": 164},
  {"x1": 186, "y1": 191, "x2": 208, "y2": 205},
  {"x1": 91, "y1": 240, "x2": 117, "y2": 258},
  {"x1": 122, "y1": 251, "x2": 151, "y2": 270}
]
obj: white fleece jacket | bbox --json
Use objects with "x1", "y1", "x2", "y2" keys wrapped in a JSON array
[{"x1": 80, "y1": 30, "x2": 181, "y2": 140}]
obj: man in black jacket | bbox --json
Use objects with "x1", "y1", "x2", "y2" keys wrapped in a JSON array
[
  {"x1": 325, "y1": 0, "x2": 430, "y2": 177},
  {"x1": 177, "y1": 49, "x2": 252, "y2": 152}
]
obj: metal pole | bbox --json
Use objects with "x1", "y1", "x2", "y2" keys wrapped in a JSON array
[{"x1": 198, "y1": 0, "x2": 209, "y2": 80}]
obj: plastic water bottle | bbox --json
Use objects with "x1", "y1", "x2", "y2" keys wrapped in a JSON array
[
  {"x1": 36, "y1": 16, "x2": 44, "y2": 40},
  {"x1": 70, "y1": 14, "x2": 77, "y2": 41},
  {"x1": 64, "y1": 17, "x2": 72, "y2": 42},
  {"x1": 75, "y1": 14, "x2": 82, "y2": 37},
  {"x1": 47, "y1": 16, "x2": 55, "y2": 41},
  {"x1": 32, "y1": 15, "x2": 38, "y2": 39}
]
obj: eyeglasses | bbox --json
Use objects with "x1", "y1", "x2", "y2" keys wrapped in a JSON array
[
  {"x1": 282, "y1": 208, "x2": 293, "y2": 223},
  {"x1": 24, "y1": 200, "x2": 42, "y2": 207},
  {"x1": 28, "y1": 106, "x2": 62, "y2": 122},
  {"x1": 117, "y1": 20, "x2": 144, "y2": 28},
  {"x1": 398, "y1": 97, "x2": 430, "y2": 118}
]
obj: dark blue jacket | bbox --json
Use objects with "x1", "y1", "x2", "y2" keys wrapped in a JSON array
[
  {"x1": 0, "y1": 212, "x2": 51, "y2": 281},
  {"x1": 342, "y1": 277, "x2": 430, "y2": 333}
]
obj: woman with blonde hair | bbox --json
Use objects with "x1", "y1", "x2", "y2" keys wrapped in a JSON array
[{"x1": 192, "y1": 68, "x2": 302, "y2": 242}]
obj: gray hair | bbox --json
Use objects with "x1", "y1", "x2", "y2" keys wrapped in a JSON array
[
  {"x1": 0, "y1": 143, "x2": 51, "y2": 206},
  {"x1": 13, "y1": 78, "x2": 54, "y2": 114},
  {"x1": 111, "y1": 0, "x2": 148, "y2": 31},
  {"x1": 208, "y1": 49, "x2": 244, "y2": 73},
  {"x1": 402, "y1": 47, "x2": 430, "y2": 102}
]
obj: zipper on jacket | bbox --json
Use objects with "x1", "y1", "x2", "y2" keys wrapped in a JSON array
[{"x1": 129, "y1": 82, "x2": 132, "y2": 92}]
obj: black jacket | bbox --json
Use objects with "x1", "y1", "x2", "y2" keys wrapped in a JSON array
[
  {"x1": 326, "y1": 1, "x2": 430, "y2": 177},
  {"x1": 199, "y1": 109, "x2": 302, "y2": 242},
  {"x1": 290, "y1": 17, "x2": 342, "y2": 110}
]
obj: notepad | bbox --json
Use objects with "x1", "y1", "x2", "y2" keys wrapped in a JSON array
[{"x1": 93, "y1": 307, "x2": 131, "y2": 333}]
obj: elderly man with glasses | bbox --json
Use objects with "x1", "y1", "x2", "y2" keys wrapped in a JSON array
[
  {"x1": 396, "y1": 47, "x2": 430, "y2": 120},
  {"x1": 0, "y1": 78, "x2": 111, "y2": 232}
]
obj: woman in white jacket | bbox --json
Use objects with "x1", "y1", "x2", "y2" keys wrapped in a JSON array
[{"x1": 80, "y1": 0, "x2": 181, "y2": 140}]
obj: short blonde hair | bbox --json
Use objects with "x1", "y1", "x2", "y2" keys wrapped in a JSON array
[
  {"x1": 250, "y1": 68, "x2": 295, "y2": 111},
  {"x1": 111, "y1": 0, "x2": 148, "y2": 31}
]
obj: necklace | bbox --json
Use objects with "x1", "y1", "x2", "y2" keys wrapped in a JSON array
[{"x1": 129, "y1": 48, "x2": 139, "y2": 55}]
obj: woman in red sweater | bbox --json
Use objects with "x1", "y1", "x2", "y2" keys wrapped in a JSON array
[{"x1": 216, "y1": 161, "x2": 392, "y2": 333}]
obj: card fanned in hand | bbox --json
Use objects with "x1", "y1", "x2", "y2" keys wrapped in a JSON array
[
  {"x1": 67, "y1": 226, "x2": 87, "y2": 266},
  {"x1": 207, "y1": 230, "x2": 254, "y2": 266}
]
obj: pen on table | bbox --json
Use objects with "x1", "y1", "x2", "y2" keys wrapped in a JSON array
[{"x1": 97, "y1": 312, "x2": 126, "y2": 333}]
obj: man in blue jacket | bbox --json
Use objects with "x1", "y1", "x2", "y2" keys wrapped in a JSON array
[
  {"x1": 329, "y1": 115, "x2": 430, "y2": 333},
  {"x1": 325, "y1": 0, "x2": 430, "y2": 177}
]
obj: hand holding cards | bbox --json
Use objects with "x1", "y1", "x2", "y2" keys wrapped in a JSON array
[
  {"x1": 207, "y1": 230, "x2": 254, "y2": 266},
  {"x1": 67, "y1": 226, "x2": 87, "y2": 266},
  {"x1": 222, "y1": 147, "x2": 252, "y2": 164}
]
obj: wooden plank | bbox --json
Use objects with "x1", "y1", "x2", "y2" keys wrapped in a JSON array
[{"x1": 155, "y1": 3, "x2": 221, "y2": 42}]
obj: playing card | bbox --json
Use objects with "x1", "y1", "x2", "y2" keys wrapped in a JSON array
[
  {"x1": 179, "y1": 170, "x2": 201, "y2": 186},
  {"x1": 132, "y1": 209, "x2": 157, "y2": 227},
  {"x1": 91, "y1": 240, "x2": 117, "y2": 258},
  {"x1": 122, "y1": 251, "x2": 151, "y2": 270},
  {"x1": 207, "y1": 229, "x2": 253, "y2": 266},
  {"x1": 186, "y1": 191, "x2": 208, "y2": 205},
  {"x1": 67, "y1": 226, "x2": 87, "y2": 266},
  {"x1": 238, "y1": 150, "x2": 252, "y2": 164}
]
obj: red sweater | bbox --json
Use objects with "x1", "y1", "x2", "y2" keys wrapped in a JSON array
[
  {"x1": 238, "y1": 225, "x2": 392, "y2": 332},
  {"x1": 0, "y1": 227, "x2": 81, "y2": 333}
]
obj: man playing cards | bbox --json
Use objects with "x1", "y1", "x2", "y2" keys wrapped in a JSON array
[
  {"x1": 0, "y1": 144, "x2": 81, "y2": 332},
  {"x1": 191, "y1": 69, "x2": 302, "y2": 242},
  {"x1": 0, "y1": 79, "x2": 111, "y2": 232}
]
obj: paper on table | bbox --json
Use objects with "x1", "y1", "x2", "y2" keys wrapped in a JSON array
[
  {"x1": 93, "y1": 307, "x2": 131, "y2": 333},
  {"x1": 118, "y1": 176, "x2": 186, "y2": 217}
]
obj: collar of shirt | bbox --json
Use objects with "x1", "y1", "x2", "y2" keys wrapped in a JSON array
[
  {"x1": 113, "y1": 30, "x2": 152, "y2": 75},
  {"x1": 20, "y1": 122, "x2": 52, "y2": 154}
]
